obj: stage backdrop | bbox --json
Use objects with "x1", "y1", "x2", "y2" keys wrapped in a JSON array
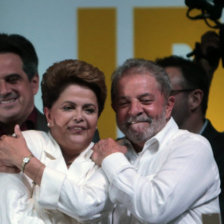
[{"x1": 0, "y1": 0, "x2": 223, "y2": 139}]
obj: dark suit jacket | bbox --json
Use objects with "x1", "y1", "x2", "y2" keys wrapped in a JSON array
[
  {"x1": 202, "y1": 119, "x2": 224, "y2": 222},
  {"x1": 35, "y1": 108, "x2": 49, "y2": 132}
]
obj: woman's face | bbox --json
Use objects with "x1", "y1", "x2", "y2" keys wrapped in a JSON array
[{"x1": 45, "y1": 84, "x2": 98, "y2": 155}]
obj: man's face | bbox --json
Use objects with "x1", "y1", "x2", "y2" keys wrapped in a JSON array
[
  {"x1": 113, "y1": 72, "x2": 174, "y2": 149},
  {"x1": 165, "y1": 66, "x2": 190, "y2": 128},
  {"x1": 0, "y1": 53, "x2": 39, "y2": 123}
]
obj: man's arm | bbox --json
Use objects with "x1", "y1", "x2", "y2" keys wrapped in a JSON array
[{"x1": 92, "y1": 137, "x2": 220, "y2": 223}]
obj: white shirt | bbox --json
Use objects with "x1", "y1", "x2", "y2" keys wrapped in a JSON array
[
  {"x1": 102, "y1": 118, "x2": 220, "y2": 224},
  {"x1": 0, "y1": 130, "x2": 112, "y2": 224}
]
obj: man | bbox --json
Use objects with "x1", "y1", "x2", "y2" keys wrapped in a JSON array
[
  {"x1": 92, "y1": 58, "x2": 220, "y2": 223},
  {"x1": 156, "y1": 55, "x2": 224, "y2": 221},
  {"x1": 0, "y1": 33, "x2": 48, "y2": 135}
]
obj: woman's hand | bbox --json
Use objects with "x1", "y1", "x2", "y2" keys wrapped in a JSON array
[{"x1": 0, "y1": 125, "x2": 30, "y2": 172}]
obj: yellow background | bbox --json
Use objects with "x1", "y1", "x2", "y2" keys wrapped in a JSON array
[{"x1": 78, "y1": 7, "x2": 224, "y2": 139}]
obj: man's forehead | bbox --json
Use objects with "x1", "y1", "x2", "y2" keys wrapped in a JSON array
[{"x1": 118, "y1": 72, "x2": 158, "y2": 87}]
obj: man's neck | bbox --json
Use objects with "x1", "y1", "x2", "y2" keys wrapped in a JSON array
[
  {"x1": 0, "y1": 107, "x2": 35, "y2": 135},
  {"x1": 180, "y1": 114, "x2": 205, "y2": 134}
]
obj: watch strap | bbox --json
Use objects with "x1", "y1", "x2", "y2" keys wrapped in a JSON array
[{"x1": 21, "y1": 154, "x2": 33, "y2": 173}]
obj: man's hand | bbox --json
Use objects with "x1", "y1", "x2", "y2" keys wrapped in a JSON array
[
  {"x1": 0, "y1": 164, "x2": 20, "y2": 173},
  {"x1": 91, "y1": 138, "x2": 127, "y2": 166},
  {"x1": 0, "y1": 124, "x2": 30, "y2": 170}
]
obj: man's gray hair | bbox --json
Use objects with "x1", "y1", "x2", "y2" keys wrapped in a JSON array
[{"x1": 111, "y1": 58, "x2": 171, "y2": 103}]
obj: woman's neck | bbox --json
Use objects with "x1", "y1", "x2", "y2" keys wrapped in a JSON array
[{"x1": 62, "y1": 151, "x2": 79, "y2": 167}]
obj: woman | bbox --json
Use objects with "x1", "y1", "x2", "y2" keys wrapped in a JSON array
[{"x1": 0, "y1": 59, "x2": 112, "y2": 223}]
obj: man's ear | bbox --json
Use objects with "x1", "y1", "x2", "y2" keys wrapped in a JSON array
[
  {"x1": 165, "y1": 95, "x2": 175, "y2": 120},
  {"x1": 188, "y1": 89, "x2": 203, "y2": 111},
  {"x1": 30, "y1": 74, "x2": 39, "y2": 95}
]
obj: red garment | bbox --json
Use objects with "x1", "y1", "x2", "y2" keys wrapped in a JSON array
[{"x1": 0, "y1": 108, "x2": 38, "y2": 135}]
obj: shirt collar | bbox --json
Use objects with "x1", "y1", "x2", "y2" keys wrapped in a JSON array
[
  {"x1": 120, "y1": 117, "x2": 179, "y2": 156},
  {"x1": 199, "y1": 119, "x2": 208, "y2": 134},
  {"x1": 145, "y1": 117, "x2": 179, "y2": 149}
]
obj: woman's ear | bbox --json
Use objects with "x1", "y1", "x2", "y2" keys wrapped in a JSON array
[
  {"x1": 44, "y1": 107, "x2": 52, "y2": 127},
  {"x1": 188, "y1": 89, "x2": 204, "y2": 111}
]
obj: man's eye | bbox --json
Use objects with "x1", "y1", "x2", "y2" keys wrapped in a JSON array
[
  {"x1": 7, "y1": 76, "x2": 20, "y2": 84},
  {"x1": 140, "y1": 99, "x2": 153, "y2": 104},
  {"x1": 117, "y1": 101, "x2": 129, "y2": 107}
]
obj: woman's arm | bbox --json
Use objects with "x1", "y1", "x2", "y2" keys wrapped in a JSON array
[
  {"x1": 0, "y1": 125, "x2": 112, "y2": 222},
  {"x1": 0, "y1": 173, "x2": 45, "y2": 224}
]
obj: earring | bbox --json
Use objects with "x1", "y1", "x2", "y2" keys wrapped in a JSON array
[{"x1": 47, "y1": 122, "x2": 50, "y2": 127}]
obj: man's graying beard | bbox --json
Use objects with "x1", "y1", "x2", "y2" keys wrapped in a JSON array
[
  {"x1": 126, "y1": 116, "x2": 152, "y2": 126},
  {"x1": 120, "y1": 110, "x2": 167, "y2": 145}
]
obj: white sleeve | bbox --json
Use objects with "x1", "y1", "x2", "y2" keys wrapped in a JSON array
[
  {"x1": 38, "y1": 166, "x2": 112, "y2": 222},
  {"x1": 0, "y1": 173, "x2": 45, "y2": 224},
  {"x1": 101, "y1": 139, "x2": 220, "y2": 223}
]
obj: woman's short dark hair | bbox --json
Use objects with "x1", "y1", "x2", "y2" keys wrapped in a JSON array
[{"x1": 41, "y1": 59, "x2": 107, "y2": 116}]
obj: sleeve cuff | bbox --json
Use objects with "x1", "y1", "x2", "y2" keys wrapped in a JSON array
[{"x1": 101, "y1": 152, "x2": 132, "y2": 183}]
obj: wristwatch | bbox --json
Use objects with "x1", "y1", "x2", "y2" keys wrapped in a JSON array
[{"x1": 21, "y1": 154, "x2": 33, "y2": 173}]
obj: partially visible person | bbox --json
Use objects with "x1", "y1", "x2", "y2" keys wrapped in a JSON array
[
  {"x1": 156, "y1": 55, "x2": 224, "y2": 222},
  {"x1": 91, "y1": 58, "x2": 220, "y2": 223},
  {"x1": 0, "y1": 59, "x2": 112, "y2": 223},
  {"x1": 0, "y1": 33, "x2": 48, "y2": 135},
  {"x1": 187, "y1": 31, "x2": 221, "y2": 85}
]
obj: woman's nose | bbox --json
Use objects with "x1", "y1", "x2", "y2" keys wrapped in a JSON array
[{"x1": 73, "y1": 110, "x2": 84, "y2": 122}]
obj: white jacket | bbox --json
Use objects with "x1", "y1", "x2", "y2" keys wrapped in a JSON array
[{"x1": 0, "y1": 130, "x2": 112, "y2": 224}]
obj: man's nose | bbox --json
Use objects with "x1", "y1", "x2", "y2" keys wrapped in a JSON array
[
  {"x1": 128, "y1": 100, "x2": 143, "y2": 116},
  {"x1": 0, "y1": 81, "x2": 10, "y2": 95}
]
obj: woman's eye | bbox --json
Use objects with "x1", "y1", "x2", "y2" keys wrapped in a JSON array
[
  {"x1": 63, "y1": 106, "x2": 73, "y2": 111},
  {"x1": 85, "y1": 108, "x2": 96, "y2": 114}
]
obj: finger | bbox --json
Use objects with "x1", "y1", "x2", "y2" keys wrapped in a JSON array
[
  {"x1": 14, "y1": 124, "x2": 22, "y2": 138},
  {"x1": 0, "y1": 166, "x2": 20, "y2": 173}
]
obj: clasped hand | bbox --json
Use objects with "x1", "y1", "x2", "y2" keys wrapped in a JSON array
[
  {"x1": 91, "y1": 138, "x2": 127, "y2": 166},
  {"x1": 0, "y1": 125, "x2": 28, "y2": 173}
]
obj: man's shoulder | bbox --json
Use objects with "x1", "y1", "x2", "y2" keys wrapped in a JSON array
[
  {"x1": 203, "y1": 120, "x2": 224, "y2": 137},
  {"x1": 172, "y1": 129, "x2": 211, "y2": 150}
]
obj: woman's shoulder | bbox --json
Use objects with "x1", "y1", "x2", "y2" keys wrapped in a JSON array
[
  {"x1": 22, "y1": 130, "x2": 49, "y2": 142},
  {"x1": 22, "y1": 130, "x2": 51, "y2": 158}
]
